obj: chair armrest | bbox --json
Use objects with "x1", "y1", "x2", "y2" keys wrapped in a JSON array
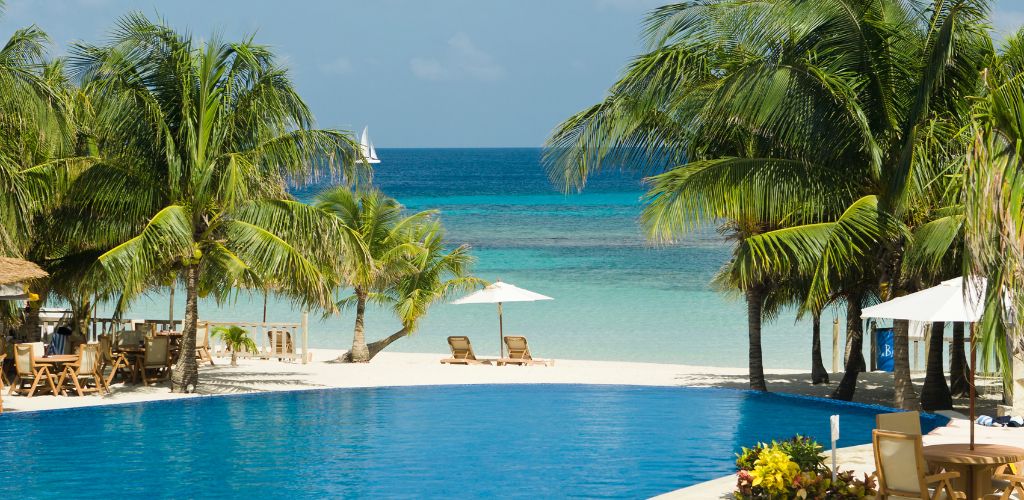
[{"x1": 925, "y1": 471, "x2": 960, "y2": 483}]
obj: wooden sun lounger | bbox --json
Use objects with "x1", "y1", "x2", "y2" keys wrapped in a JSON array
[
  {"x1": 440, "y1": 336, "x2": 490, "y2": 365},
  {"x1": 497, "y1": 336, "x2": 554, "y2": 366}
]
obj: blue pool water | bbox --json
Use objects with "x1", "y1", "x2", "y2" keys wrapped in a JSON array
[{"x1": 0, "y1": 385, "x2": 946, "y2": 498}]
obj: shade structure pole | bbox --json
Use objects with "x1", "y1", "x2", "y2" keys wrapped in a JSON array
[
  {"x1": 262, "y1": 291, "x2": 268, "y2": 323},
  {"x1": 498, "y1": 302, "x2": 504, "y2": 359},
  {"x1": 169, "y1": 286, "x2": 174, "y2": 324},
  {"x1": 969, "y1": 322, "x2": 977, "y2": 450}
]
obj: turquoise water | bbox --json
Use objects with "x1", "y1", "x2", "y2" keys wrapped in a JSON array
[
  {"x1": 0, "y1": 385, "x2": 947, "y2": 498},
  {"x1": 118, "y1": 148, "x2": 852, "y2": 368}
]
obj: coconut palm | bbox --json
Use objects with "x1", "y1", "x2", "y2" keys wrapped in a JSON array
[
  {"x1": 212, "y1": 325, "x2": 257, "y2": 367},
  {"x1": 356, "y1": 221, "x2": 482, "y2": 361},
  {"x1": 58, "y1": 14, "x2": 363, "y2": 392},
  {"x1": 314, "y1": 187, "x2": 434, "y2": 362}
]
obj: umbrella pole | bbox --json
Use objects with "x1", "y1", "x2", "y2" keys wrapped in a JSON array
[
  {"x1": 498, "y1": 302, "x2": 504, "y2": 359},
  {"x1": 169, "y1": 286, "x2": 174, "y2": 325},
  {"x1": 969, "y1": 322, "x2": 976, "y2": 450}
]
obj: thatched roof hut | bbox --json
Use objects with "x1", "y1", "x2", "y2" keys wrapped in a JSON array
[{"x1": 0, "y1": 257, "x2": 48, "y2": 286}]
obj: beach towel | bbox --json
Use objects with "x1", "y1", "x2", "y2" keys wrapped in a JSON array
[{"x1": 49, "y1": 326, "x2": 72, "y2": 355}]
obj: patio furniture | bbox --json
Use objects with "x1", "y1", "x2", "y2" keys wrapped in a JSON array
[
  {"x1": 98, "y1": 334, "x2": 133, "y2": 386},
  {"x1": 922, "y1": 444, "x2": 1024, "y2": 500},
  {"x1": 497, "y1": 336, "x2": 554, "y2": 366},
  {"x1": 139, "y1": 337, "x2": 170, "y2": 386},
  {"x1": 873, "y1": 430, "x2": 966, "y2": 500},
  {"x1": 9, "y1": 343, "x2": 59, "y2": 397},
  {"x1": 57, "y1": 344, "x2": 106, "y2": 396},
  {"x1": 440, "y1": 336, "x2": 488, "y2": 365},
  {"x1": 876, "y1": 410, "x2": 922, "y2": 435},
  {"x1": 268, "y1": 329, "x2": 294, "y2": 361},
  {"x1": 991, "y1": 463, "x2": 1024, "y2": 500},
  {"x1": 196, "y1": 322, "x2": 214, "y2": 366}
]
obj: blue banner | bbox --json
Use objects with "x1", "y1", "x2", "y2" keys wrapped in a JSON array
[{"x1": 875, "y1": 327, "x2": 894, "y2": 372}]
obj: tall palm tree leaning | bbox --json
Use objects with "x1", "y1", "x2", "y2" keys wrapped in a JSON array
[
  {"x1": 315, "y1": 187, "x2": 437, "y2": 363},
  {"x1": 59, "y1": 14, "x2": 363, "y2": 392}
]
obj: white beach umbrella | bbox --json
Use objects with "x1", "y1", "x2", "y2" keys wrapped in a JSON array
[
  {"x1": 0, "y1": 282, "x2": 29, "y2": 300},
  {"x1": 451, "y1": 280, "x2": 553, "y2": 358},
  {"x1": 861, "y1": 276, "x2": 988, "y2": 448}
]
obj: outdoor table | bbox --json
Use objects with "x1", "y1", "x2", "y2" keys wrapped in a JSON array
[{"x1": 923, "y1": 443, "x2": 1024, "y2": 500}]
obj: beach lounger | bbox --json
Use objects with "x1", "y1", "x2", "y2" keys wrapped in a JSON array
[
  {"x1": 9, "y1": 343, "x2": 59, "y2": 397},
  {"x1": 872, "y1": 430, "x2": 965, "y2": 499},
  {"x1": 497, "y1": 336, "x2": 554, "y2": 366},
  {"x1": 440, "y1": 336, "x2": 488, "y2": 365}
]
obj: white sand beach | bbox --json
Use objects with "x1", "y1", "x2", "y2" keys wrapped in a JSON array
[{"x1": 2, "y1": 350, "x2": 1016, "y2": 498}]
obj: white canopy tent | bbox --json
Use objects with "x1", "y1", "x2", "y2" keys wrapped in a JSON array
[
  {"x1": 861, "y1": 276, "x2": 988, "y2": 448},
  {"x1": 451, "y1": 281, "x2": 553, "y2": 358}
]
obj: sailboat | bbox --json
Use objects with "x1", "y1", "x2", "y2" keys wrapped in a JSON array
[{"x1": 359, "y1": 126, "x2": 381, "y2": 164}]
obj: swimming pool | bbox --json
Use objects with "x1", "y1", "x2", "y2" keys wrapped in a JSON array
[{"x1": 0, "y1": 385, "x2": 946, "y2": 498}]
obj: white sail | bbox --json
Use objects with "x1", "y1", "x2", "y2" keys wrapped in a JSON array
[{"x1": 359, "y1": 126, "x2": 381, "y2": 164}]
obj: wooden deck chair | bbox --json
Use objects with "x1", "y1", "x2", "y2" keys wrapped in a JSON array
[
  {"x1": 498, "y1": 336, "x2": 554, "y2": 366},
  {"x1": 9, "y1": 343, "x2": 59, "y2": 397},
  {"x1": 58, "y1": 344, "x2": 106, "y2": 396},
  {"x1": 195, "y1": 322, "x2": 214, "y2": 366},
  {"x1": 992, "y1": 462, "x2": 1024, "y2": 500},
  {"x1": 268, "y1": 330, "x2": 294, "y2": 360},
  {"x1": 140, "y1": 336, "x2": 170, "y2": 386},
  {"x1": 872, "y1": 430, "x2": 965, "y2": 499},
  {"x1": 440, "y1": 336, "x2": 487, "y2": 364},
  {"x1": 876, "y1": 411, "x2": 922, "y2": 435},
  {"x1": 98, "y1": 334, "x2": 132, "y2": 387}
]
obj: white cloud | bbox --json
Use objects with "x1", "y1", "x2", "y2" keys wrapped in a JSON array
[
  {"x1": 410, "y1": 57, "x2": 448, "y2": 80},
  {"x1": 319, "y1": 56, "x2": 354, "y2": 75},
  {"x1": 409, "y1": 32, "x2": 505, "y2": 82}
]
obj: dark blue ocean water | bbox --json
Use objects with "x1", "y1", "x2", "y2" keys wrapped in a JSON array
[
  {"x1": 0, "y1": 384, "x2": 946, "y2": 498},
  {"x1": 124, "y1": 148, "x2": 832, "y2": 367}
]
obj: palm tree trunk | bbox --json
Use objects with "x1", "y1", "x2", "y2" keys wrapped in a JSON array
[
  {"x1": 348, "y1": 290, "x2": 370, "y2": 363},
  {"x1": 832, "y1": 296, "x2": 863, "y2": 401},
  {"x1": 811, "y1": 311, "x2": 829, "y2": 385},
  {"x1": 921, "y1": 321, "x2": 952, "y2": 411},
  {"x1": 230, "y1": 350, "x2": 238, "y2": 367},
  {"x1": 950, "y1": 322, "x2": 969, "y2": 397},
  {"x1": 892, "y1": 319, "x2": 920, "y2": 410},
  {"x1": 366, "y1": 327, "x2": 410, "y2": 361},
  {"x1": 746, "y1": 286, "x2": 767, "y2": 392},
  {"x1": 171, "y1": 264, "x2": 199, "y2": 393}
]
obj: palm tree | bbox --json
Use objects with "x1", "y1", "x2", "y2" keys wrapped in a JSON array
[
  {"x1": 921, "y1": 321, "x2": 953, "y2": 410},
  {"x1": 314, "y1": 187, "x2": 433, "y2": 363},
  {"x1": 212, "y1": 325, "x2": 257, "y2": 367},
  {"x1": 358, "y1": 221, "x2": 482, "y2": 361},
  {"x1": 59, "y1": 14, "x2": 363, "y2": 392},
  {"x1": 949, "y1": 322, "x2": 970, "y2": 397}
]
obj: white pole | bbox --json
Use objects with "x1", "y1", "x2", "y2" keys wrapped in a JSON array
[
  {"x1": 830, "y1": 414, "x2": 840, "y2": 483},
  {"x1": 301, "y1": 311, "x2": 309, "y2": 364}
]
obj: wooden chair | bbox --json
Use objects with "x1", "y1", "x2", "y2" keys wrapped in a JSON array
[
  {"x1": 140, "y1": 336, "x2": 170, "y2": 386},
  {"x1": 268, "y1": 330, "x2": 294, "y2": 360},
  {"x1": 196, "y1": 322, "x2": 214, "y2": 366},
  {"x1": 497, "y1": 335, "x2": 554, "y2": 366},
  {"x1": 876, "y1": 410, "x2": 922, "y2": 435},
  {"x1": 98, "y1": 334, "x2": 132, "y2": 387},
  {"x1": 58, "y1": 344, "x2": 106, "y2": 396},
  {"x1": 0, "y1": 336, "x2": 9, "y2": 387},
  {"x1": 0, "y1": 353, "x2": 5, "y2": 413},
  {"x1": 8, "y1": 343, "x2": 59, "y2": 397},
  {"x1": 991, "y1": 462, "x2": 1024, "y2": 500},
  {"x1": 872, "y1": 430, "x2": 965, "y2": 499},
  {"x1": 440, "y1": 336, "x2": 487, "y2": 365}
]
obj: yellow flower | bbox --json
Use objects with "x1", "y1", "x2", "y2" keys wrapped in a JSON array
[{"x1": 749, "y1": 445, "x2": 801, "y2": 496}]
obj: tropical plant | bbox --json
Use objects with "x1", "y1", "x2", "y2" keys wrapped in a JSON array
[
  {"x1": 59, "y1": 14, "x2": 363, "y2": 392},
  {"x1": 355, "y1": 220, "x2": 482, "y2": 361},
  {"x1": 314, "y1": 187, "x2": 435, "y2": 362},
  {"x1": 734, "y1": 437, "x2": 875, "y2": 499},
  {"x1": 212, "y1": 325, "x2": 257, "y2": 367},
  {"x1": 544, "y1": 0, "x2": 994, "y2": 405}
]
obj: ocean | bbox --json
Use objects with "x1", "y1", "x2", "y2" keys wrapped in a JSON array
[{"x1": 118, "y1": 148, "x2": 843, "y2": 369}]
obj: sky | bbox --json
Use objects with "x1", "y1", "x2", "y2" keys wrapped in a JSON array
[{"x1": 4, "y1": 0, "x2": 1024, "y2": 148}]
